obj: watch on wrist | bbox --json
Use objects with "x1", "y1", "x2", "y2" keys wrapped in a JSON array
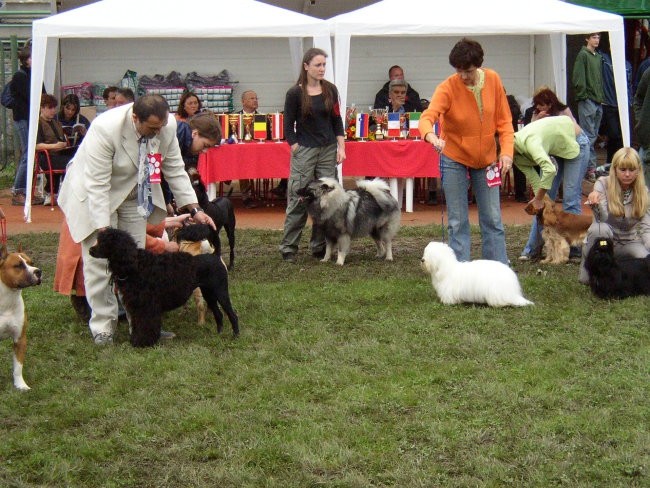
[{"x1": 190, "y1": 207, "x2": 203, "y2": 218}]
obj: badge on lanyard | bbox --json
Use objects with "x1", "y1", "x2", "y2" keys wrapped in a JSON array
[{"x1": 148, "y1": 153, "x2": 162, "y2": 184}]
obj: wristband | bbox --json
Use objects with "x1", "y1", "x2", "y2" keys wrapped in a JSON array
[{"x1": 189, "y1": 207, "x2": 203, "y2": 218}]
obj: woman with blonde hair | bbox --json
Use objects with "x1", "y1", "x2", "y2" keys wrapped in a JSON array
[{"x1": 579, "y1": 147, "x2": 650, "y2": 283}]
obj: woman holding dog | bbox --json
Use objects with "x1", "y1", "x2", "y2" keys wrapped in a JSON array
[
  {"x1": 279, "y1": 48, "x2": 346, "y2": 263},
  {"x1": 579, "y1": 147, "x2": 650, "y2": 283},
  {"x1": 513, "y1": 113, "x2": 590, "y2": 261},
  {"x1": 419, "y1": 38, "x2": 513, "y2": 264}
]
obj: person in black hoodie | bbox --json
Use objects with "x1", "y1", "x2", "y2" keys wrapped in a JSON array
[
  {"x1": 10, "y1": 44, "x2": 45, "y2": 205},
  {"x1": 373, "y1": 65, "x2": 422, "y2": 112}
]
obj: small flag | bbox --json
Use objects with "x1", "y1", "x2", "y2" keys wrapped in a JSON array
[
  {"x1": 271, "y1": 112, "x2": 284, "y2": 140},
  {"x1": 408, "y1": 112, "x2": 421, "y2": 138},
  {"x1": 355, "y1": 112, "x2": 369, "y2": 139},
  {"x1": 387, "y1": 112, "x2": 401, "y2": 137},
  {"x1": 254, "y1": 114, "x2": 267, "y2": 140},
  {"x1": 218, "y1": 114, "x2": 228, "y2": 140}
]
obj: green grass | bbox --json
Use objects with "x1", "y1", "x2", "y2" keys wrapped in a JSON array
[{"x1": 1, "y1": 227, "x2": 648, "y2": 487}]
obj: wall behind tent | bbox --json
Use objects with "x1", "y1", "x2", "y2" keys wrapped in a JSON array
[
  {"x1": 344, "y1": 35, "x2": 555, "y2": 113},
  {"x1": 59, "y1": 37, "x2": 301, "y2": 113},
  {"x1": 58, "y1": 35, "x2": 558, "y2": 116}
]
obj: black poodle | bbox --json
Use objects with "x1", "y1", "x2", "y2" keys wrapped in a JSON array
[
  {"x1": 187, "y1": 167, "x2": 236, "y2": 270},
  {"x1": 89, "y1": 227, "x2": 239, "y2": 347},
  {"x1": 584, "y1": 237, "x2": 650, "y2": 299}
]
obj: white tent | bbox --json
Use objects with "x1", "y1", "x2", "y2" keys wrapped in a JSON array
[
  {"x1": 24, "y1": 0, "x2": 332, "y2": 221},
  {"x1": 330, "y1": 0, "x2": 628, "y2": 143}
]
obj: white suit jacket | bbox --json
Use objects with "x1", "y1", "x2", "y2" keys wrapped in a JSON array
[{"x1": 58, "y1": 103, "x2": 197, "y2": 243}]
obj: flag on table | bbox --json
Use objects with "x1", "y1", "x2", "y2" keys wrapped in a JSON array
[
  {"x1": 387, "y1": 112, "x2": 401, "y2": 137},
  {"x1": 218, "y1": 114, "x2": 229, "y2": 140},
  {"x1": 355, "y1": 112, "x2": 369, "y2": 139},
  {"x1": 408, "y1": 112, "x2": 421, "y2": 138},
  {"x1": 254, "y1": 114, "x2": 267, "y2": 140},
  {"x1": 270, "y1": 112, "x2": 284, "y2": 140}
]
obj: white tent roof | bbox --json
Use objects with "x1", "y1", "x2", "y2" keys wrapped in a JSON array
[
  {"x1": 330, "y1": 0, "x2": 628, "y2": 147},
  {"x1": 24, "y1": 0, "x2": 332, "y2": 220}
]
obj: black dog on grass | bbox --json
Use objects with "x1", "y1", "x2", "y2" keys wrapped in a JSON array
[
  {"x1": 89, "y1": 227, "x2": 239, "y2": 347},
  {"x1": 187, "y1": 167, "x2": 236, "y2": 270},
  {"x1": 584, "y1": 237, "x2": 650, "y2": 299}
]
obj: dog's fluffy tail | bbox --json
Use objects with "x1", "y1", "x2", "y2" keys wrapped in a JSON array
[
  {"x1": 356, "y1": 178, "x2": 398, "y2": 209},
  {"x1": 356, "y1": 177, "x2": 390, "y2": 193}
]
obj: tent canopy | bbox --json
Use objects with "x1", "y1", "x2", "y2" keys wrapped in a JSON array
[
  {"x1": 330, "y1": 0, "x2": 628, "y2": 146},
  {"x1": 25, "y1": 0, "x2": 332, "y2": 220}
]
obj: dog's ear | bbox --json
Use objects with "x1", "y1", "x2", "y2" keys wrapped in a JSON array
[{"x1": 541, "y1": 203, "x2": 558, "y2": 226}]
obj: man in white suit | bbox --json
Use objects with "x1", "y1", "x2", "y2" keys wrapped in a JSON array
[{"x1": 58, "y1": 95, "x2": 215, "y2": 345}]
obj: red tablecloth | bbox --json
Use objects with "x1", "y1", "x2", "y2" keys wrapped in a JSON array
[
  {"x1": 197, "y1": 139, "x2": 439, "y2": 183},
  {"x1": 343, "y1": 139, "x2": 439, "y2": 178},
  {"x1": 197, "y1": 141, "x2": 290, "y2": 182}
]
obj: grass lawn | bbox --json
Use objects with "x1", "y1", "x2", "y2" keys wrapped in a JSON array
[{"x1": 1, "y1": 226, "x2": 648, "y2": 487}]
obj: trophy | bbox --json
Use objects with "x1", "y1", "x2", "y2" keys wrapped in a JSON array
[{"x1": 371, "y1": 108, "x2": 387, "y2": 140}]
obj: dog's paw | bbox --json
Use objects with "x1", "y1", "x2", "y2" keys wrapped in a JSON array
[{"x1": 15, "y1": 382, "x2": 31, "y2": 391}]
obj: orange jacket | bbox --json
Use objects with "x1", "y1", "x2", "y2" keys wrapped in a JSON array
[{"x1": 419, "y1": 68, "x2": 514, "y2": 169}]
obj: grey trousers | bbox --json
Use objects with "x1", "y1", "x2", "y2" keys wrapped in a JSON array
[
  {"x1": 279, "y1": 143, "x2": 337, "y2": 255},
  {"x1": 81, "y1": 198, "x2": 147, "y2": 339}
]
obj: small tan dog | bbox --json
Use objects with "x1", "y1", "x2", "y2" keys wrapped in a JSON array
[
  {"x1": 174, "y1": 225, "x2": 215, "y2": 325},
  {"x1": 0, "y1": 245, "x2": 41, "y2": 390},
  {"x1": 527, "y1": 195, "x2": 592, "y2": 264}
]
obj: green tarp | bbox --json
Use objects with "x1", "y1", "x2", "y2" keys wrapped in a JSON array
[{"x1": 565, "y1": 0, "x2": 650, "y2": 18}]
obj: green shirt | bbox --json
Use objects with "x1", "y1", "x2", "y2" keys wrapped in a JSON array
[
  {"x1": 513, "y1": 116, "x2": 580, "y2": 192},
  {"x1": 572, "y1": 46, "x2": 604, "y2": 103}
]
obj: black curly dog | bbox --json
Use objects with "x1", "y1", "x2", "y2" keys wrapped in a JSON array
[
  {"x1": 89, "y1": 227, "x2": 239, "y2": 347},
  {"x1": 187, "y1": 167, "x2": 236, "y2": 270},
  {"x1": 584, "y1": 237, "x2": 650, "y2": 299}
]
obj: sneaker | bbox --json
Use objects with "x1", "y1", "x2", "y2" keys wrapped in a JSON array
[
  {"x1": 282, "y1": 252, "x2": 296, "y2": 263},
  {"x1": 569, "y1": 246, "x2": 582, "y2": 260},
  {"x1": 11, "y1": 194, "x2": 25, "y2": 206},
  {"x1": 518, "y1": 254, "x2": 531, "y2": 262},
  {"x1": 43, "y1": 193, "x2": 51, "y2": 205},
  {"x1": 160, "y1": 330, "x2": 176, "y2": 340},
  {"x1": 243, "y1": 197, "x2": 258, "y2": 209},
  {"x1": 94, "y1": 332, "x2": 114, "y2": 345}
]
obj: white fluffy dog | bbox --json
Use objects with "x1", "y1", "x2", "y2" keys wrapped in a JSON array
[{"x1": 420, "y1": 242, "x2": 533, "y2": 307}]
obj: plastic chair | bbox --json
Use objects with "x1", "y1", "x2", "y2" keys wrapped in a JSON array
[{"x1": 32, "y1": 149, "x2": 67, "y2": 207}]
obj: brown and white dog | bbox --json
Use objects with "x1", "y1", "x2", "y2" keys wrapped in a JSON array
[
  {"x1": 529, "y1": 195, "x2": 592, "y2": 264},
  {"x1": 0, "y1": 245, "x2": 42, "y2": 390}
]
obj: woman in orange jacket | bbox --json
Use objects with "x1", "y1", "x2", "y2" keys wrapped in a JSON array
[{"x1": 419, "y1": 38, "x2": 514, "y2": 264}]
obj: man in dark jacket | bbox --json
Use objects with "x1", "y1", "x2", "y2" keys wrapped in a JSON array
[
  {"x1": 10, "y1": 44, "x2": 44, "y2": 205},
  {"x1": 373, "y1": 65, "x2": 422, "y2": 112}
]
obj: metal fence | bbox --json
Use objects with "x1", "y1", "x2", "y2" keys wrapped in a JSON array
[{"x1": 1, "y1": 36, "x2": 27, "y2": 173}]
